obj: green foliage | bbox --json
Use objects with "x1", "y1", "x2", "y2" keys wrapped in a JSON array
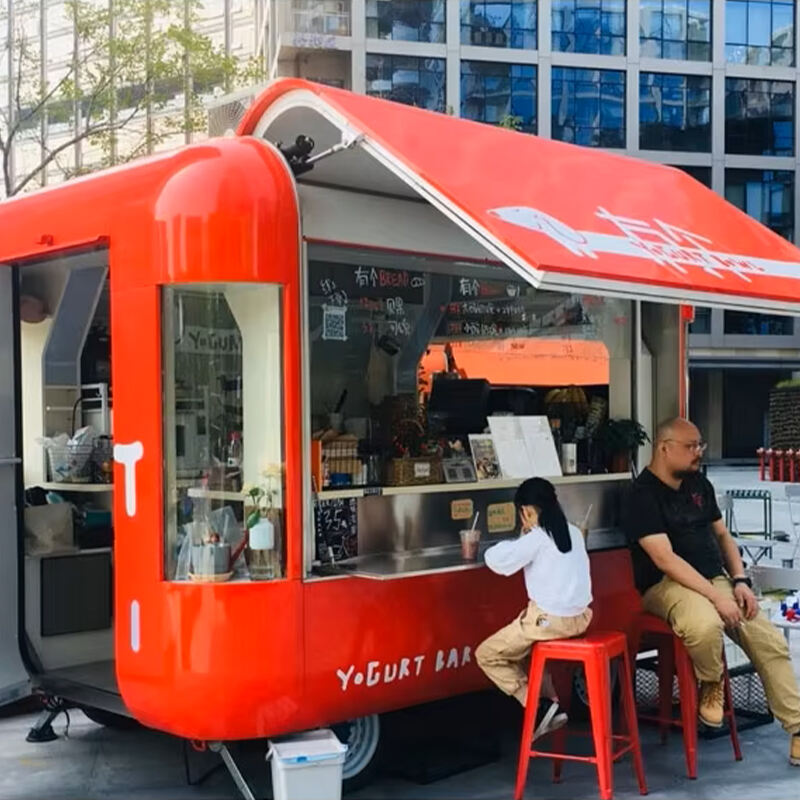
[
  {"x1": 498, "y1": 114, "x2": 523, "y2": 131},
  {"x1": 1, "y1": 0, "x2": 262, "y2": 196},
  {"x1": 596, "y1": 418, "x2": 650, "y2": 454}
]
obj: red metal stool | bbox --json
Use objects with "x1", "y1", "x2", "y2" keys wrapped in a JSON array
[
  {"x1": 515, "y1": 631, "x2": 647, "y2": 800},
  {"x1": 634, "y1": 613, "x2": 742, "y2": 779}
]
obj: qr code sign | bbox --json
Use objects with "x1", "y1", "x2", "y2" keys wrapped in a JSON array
[{"x1": 322, "y1": 304, "x2": 348, "y2": 341}]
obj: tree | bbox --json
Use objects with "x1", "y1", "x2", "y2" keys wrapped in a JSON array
[
  {"x1": 0, "y1": 0, "x2": 263, "y2": 197},
  {"x1": 498, "y1": 113, "x2": 523, "y2": 131}
]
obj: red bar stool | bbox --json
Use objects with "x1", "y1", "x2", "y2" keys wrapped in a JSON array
[
  {"x1": 514, "y1": 631, "x2": 647, "y2": 800},
  {"x1": 634, "y1": 613, "x2": 742, "y2": 779}
]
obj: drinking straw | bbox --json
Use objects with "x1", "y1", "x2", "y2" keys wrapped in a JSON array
[
  {"x1": 471, "y1": 512, "x2": 480, "y2": 532},
  {"x1": 580, "y1": 504, "x2": 594, "y2": 530}
]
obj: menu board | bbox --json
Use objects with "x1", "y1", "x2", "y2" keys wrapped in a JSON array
[
  {"x1": 310, "y1": 262, "x2": 426, "y2": 303},
  {"x1": 314, "y1": 498, "x2": 358, "y2": 562},
  {"x1": 435, "y1": 278, "x2": 531, "y2": 339},
  {"x1": 310, "y1": 261, "x2": 426, "y2": 343}
]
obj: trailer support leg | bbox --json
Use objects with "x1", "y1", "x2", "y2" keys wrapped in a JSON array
[
  {"x1": 209, "y1": 742, "x2": 257, "y2": 800},
  {"x1": 25, "y1": 708, "x2": 61, "y2": 743}
]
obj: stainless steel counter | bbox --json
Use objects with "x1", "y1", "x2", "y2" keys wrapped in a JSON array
[{"x1": 311, "y1": 528, "x2": 627, "y2": 581}]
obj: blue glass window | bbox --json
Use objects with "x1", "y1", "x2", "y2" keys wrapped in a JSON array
[
  {"x1": 725, "y1": 1, "x2": 794, "y2": 66},
  {"x1": 640, "y1": 73, "x2": 711, "y2": 151},
  {"x1": 724, "y1": 311, "x2": 793, "y2": 335},
  {"x1": 551, "y1": 68, "x2": 626, "y2": 148},
  {"x1": 725, "y1": 169, "x2": 794, "y2": 241},
  {"x1": 459, "y1": 1, "x2": 537, "y2": 49},
  {"x1": 726, "y1": 79, "x2": 794, "y2": 156},
  {"x1": 366, "y1": 0, "x2": 446, "y2": 43},
  {"x1": 640, "y1": 0, "x2": 711, "y2": 60},
  {"x1": 366, "y1": 55, "x2": 446, "y2": 112},
  {"x1": 461, "y1": 61, "x2": 537, "y2": 132},
  {"x1": 552, "y1": 0, "x2": 625, "y2": 55}
]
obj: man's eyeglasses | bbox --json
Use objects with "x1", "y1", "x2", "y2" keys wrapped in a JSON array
[{"x1": 664, "y1": 439, "x2": 707, "y2": 454}]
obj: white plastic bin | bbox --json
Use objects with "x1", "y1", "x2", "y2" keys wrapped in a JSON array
[{"x1": 267, "y1": 729, "x2": 347, "y2": 800}]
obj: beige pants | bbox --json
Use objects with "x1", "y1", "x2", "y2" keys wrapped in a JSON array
[
  {"x1": 476, "y1": 601, "x2": 593, "y2": 706},
  {"x1": 643, "y1": 575, "x2": 800, "y2": 734}
]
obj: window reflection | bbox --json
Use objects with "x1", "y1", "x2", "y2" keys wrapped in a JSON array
[
  {"x1": 460, "y1": 61, "x2": 537, "y2": 132},
  {"x1": 366, "y1": 54, "x2": 446, "y2": 112},
  {"x1": 725, "y1": 79, "x2": 794, "y2": 157},
  {"x1": 640, "y1": 0, "x2": 711, "y2": 61},
  {"x1": 552, "y1": 68, "x2": 626, "y2": 148},
  {"x1": 459, "y1": 0, "x2": 537, "y2": 49},
  {"x1": 724, "y1": 311, "x2": 793, "y2": 336},
  {"x1": 552, "y1": 0, "x2": 626, "y2": 55},
  {"x1": 640, "y1": 72, "x2": 711, "y2": 152},
  {"x1": 366, "y1": 0, "x2": 445, "y2": 43},
  {"x1": 725, "y1": 169, "x2": 794, "y2": 242},
  {"x1": 725, "y1": 0, "x2": 794, "y2": 66}
]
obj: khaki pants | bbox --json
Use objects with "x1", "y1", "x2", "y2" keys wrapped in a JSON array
[
  {"x1": 643, "y1": 575, "x2": 800, "y2": 735},
  {"x1": 476, "y1": 602, "x2": 592, "y2": 706}
]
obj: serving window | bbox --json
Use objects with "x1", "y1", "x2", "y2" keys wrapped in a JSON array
[
  {"x1": 162, "y1": 284, "x2": 285, "y2": 583},
  {"x1": 308, "y1": 252, "x2": 634, "y2": 500}
]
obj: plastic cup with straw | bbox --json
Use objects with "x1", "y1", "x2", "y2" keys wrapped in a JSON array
[
  {"x1": 580, "y1": 504, "x2": 594, "y2": 540},
  {"x1": 461, "y1": 512, "x2": 481, "y2": 561}
]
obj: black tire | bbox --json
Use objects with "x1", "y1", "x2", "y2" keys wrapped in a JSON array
[
  {"x1": 571, "y1": 663, "x2": 621, "y2": 721},
  {"x1": 81, "y1": 706, "x2": 139, "y2": 730},
  {"x1": 332, "y1": 713, "x2": 382, "y2": 793}
]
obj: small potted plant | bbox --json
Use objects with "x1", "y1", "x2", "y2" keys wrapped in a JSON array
[
  {"x1": 596, "y1": 419, "x2": 649, "y2": 473},
  {"x1": 241, "y1": 464, "x2": 283, "y2": 580}
]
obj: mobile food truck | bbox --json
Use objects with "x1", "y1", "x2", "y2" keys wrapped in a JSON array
[{"x1": 1, "y1": 78, "x2": 800, "y2": 795}]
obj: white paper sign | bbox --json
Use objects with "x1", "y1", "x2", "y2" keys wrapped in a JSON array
[
  {"x1": 487, "y1": 416, "x2": 562, "y2": 478},
  {"x1": 519, "y1": 416, "x2": 563, "y2": 478}
]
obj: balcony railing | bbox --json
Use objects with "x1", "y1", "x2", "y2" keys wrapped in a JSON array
[{"x1": 291, "y1": 6, "x2": 351, "y2": 38}]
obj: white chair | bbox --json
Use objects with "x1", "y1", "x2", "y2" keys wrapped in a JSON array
[
  {"x1": 784, "y1": 486, "x2": 800, "y2": 564},
  {"x1": 718, "y1": 494, "x2": 774, "y2": 566}
]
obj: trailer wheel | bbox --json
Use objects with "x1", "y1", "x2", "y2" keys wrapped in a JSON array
[
  {"x1": 332, "y1": 713, "x2": 382, "y2": 792},
  {"x1": 81, "y1": 706, "x2": 139, "y2": 730},
  {"x1": 572, "y1": 663, "x2": 620, "y2": 719}
]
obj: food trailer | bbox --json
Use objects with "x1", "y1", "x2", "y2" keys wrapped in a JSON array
[{"x1": 2, "y1": 78, "x2": 800, "y2": 793}]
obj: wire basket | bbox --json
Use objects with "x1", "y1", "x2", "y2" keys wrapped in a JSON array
[
  {"x1": 46, "y1": 444, "x2": 94, "y2": 483},
  {"x1": 92, "y1": 436, "x2": 114, "y2": 483}
]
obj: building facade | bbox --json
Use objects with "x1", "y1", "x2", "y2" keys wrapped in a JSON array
[{"x1": 262, "y1": 0, "x2": 800, "y2": 462}]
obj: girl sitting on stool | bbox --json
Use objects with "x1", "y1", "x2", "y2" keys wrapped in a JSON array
[{"x1": 476, "y1": 477, "x2": 593, "y2": 740}]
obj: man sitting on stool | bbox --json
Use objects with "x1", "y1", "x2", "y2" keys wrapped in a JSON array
[{"x1": 622, "y1": 418, "x2": 800, "y2": 766}]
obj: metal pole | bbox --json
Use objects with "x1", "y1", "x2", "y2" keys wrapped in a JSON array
[{"x1": 208, "y1": 742, "x2": 257, "y2": 800}]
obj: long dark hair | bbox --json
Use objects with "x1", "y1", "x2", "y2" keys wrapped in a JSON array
[{"x1": 514, "y1": 478, "x2": 572, "y2": 553}]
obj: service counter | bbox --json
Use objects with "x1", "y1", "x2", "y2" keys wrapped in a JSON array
[{"x1": 311, "y1": 473, "x2": 630, "y2": 580}]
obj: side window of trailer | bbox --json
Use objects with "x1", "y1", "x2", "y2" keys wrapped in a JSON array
[{"x1": 162, "y1": 284, "x2": 285, "y2": 583}]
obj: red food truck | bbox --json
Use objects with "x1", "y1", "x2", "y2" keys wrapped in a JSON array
[{"x1": 1, "y1": 78, "x2": 800, "y2": 792}]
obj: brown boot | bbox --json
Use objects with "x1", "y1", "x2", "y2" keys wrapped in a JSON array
[
  {"x1": 791, "y1": 734, "x2": 800, "y2": 767},
  {"x1": 698, "y1": 679, "x2": 725, "y2": 728}
]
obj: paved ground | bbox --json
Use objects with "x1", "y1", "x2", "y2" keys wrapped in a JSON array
[
  {"x1": 2, "y1": 466, "x2": 800, "y2": 799},
  {"x1": 1, "y1": 703, "x2": 799, "y2": 800}
]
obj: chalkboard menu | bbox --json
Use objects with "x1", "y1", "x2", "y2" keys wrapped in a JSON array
[
  {"x1": 310, "y1": 261, "x2": 426, "y2": 344},
  {"x1": 310, "y1": 262, "x2": 426, "y2": 303},
  {"x1": 435, "y1": 278, "x2": 530, "y2": 338},
  {"x1": 314, "y1": 498, "x2": 358, "y2": 562}
]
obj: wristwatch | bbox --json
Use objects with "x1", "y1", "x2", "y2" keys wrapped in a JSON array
[{"x1": 733, "y1": 576, "x2": 753, "y2": 589}]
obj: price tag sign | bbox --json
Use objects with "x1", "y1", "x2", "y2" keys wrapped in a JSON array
[
  {"x1": 450, "y1": 499, "x2": 474, "y2": 521},
  {"x1": 488, "y1": 502, "x2": 516, "y2": 533}
]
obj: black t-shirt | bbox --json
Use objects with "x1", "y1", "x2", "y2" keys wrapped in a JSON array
[{"x1": 622, "y1": 468, "x2": 724, "y2": 594}]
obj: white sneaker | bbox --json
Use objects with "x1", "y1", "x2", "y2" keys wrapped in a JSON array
[{"x1": 533, "y1": 700, "x2": 568, "y2": 741}]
